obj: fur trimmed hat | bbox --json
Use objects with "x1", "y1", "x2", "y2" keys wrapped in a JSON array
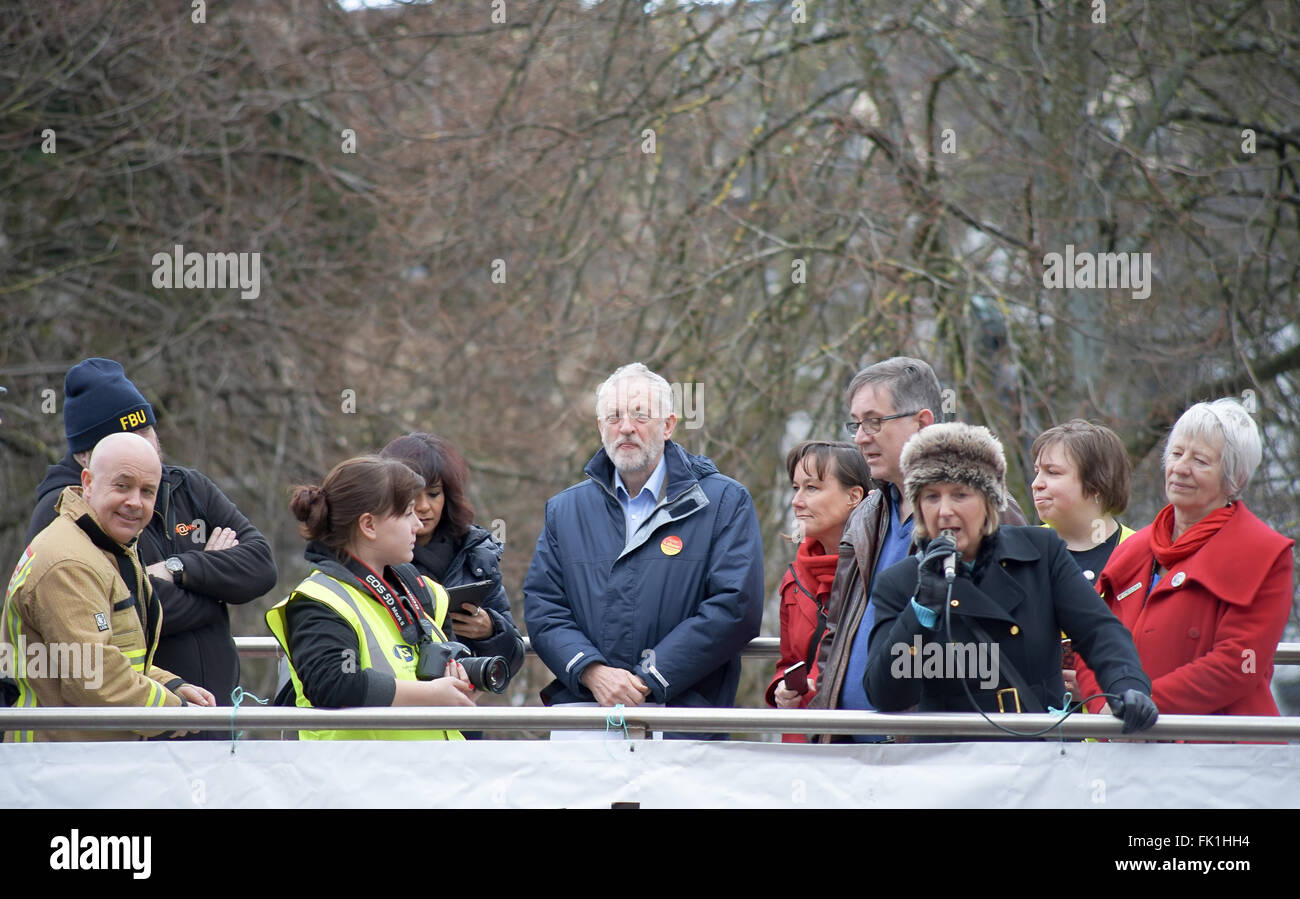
[{"x1": 902, "y1": 423, "x2": 1007, "y2": 539}]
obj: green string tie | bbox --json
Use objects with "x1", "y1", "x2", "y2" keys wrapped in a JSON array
[
  {"x1": 605, "y1": 703, "x2": 629, "y2": 739},
  {"x1": 229, "y1": 686, "x2": 269, "y2": 754},
  {"x1": 1047, "y1": 691, "x2": 1074, "y2": 754}
]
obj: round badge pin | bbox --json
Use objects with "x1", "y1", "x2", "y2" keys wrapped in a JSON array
[
  {"x1": 660, "y1": 535, "x2": 683, "y2": 556},
  {"x1": 1170, "y1": 571, "x2": 1186, "y2": 587}
]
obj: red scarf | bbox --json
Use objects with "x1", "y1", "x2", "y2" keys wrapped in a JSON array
[
  {"x1": 792, "y1": 537, "x2": 839, "y2": 601},
  {"x1": 1149, "y1": 502, "x2": 1236, "y2": 568}
]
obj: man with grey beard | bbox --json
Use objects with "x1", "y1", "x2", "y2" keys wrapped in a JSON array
[{"x1": 523, "y1": 363, "x2": 764, "y2": 735}]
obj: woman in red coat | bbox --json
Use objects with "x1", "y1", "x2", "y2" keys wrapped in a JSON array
[
  {"x1": 766, "y1": 441, "x2": 871, "y2": 741},
  {"x1": 1077, "y1": 398, "x2": 1294, "y2": 716}
]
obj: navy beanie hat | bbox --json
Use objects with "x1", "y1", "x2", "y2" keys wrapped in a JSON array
[{"x1": 63, "y1": 358, "x2": 157, "y2": 454}]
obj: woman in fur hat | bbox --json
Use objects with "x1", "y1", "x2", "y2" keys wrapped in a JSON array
[{"x1": 862, "y1": 422, "x2": 1159, "y2": 734}]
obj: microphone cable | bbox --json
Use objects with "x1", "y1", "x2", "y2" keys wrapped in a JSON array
[{"x1": 941, "y1": 580, "x2": 1122, "y2": 740}]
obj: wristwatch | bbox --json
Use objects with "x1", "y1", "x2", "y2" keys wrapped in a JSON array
[{"x1": 164, "y1": 556, "x2": 185, "y2": 586}]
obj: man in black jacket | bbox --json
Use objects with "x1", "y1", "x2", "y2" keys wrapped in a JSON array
[{"x1": 26, "y1": 358, "x2": 278, "y2": 724}]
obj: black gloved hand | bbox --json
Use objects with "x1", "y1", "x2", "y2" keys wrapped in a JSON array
[
  {"x1": 913, "y1": 533, "x2": 958, "y2": 612},
  {"x1": 1110, "y1": 689, "x2": 1159, "y2": 734}
]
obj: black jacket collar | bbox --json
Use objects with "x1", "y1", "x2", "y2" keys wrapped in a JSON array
[{"x1": 934, "y1": 527, "x2": 1044, "y2": 625}]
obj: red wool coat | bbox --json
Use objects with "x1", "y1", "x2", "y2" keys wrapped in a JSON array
[
  {"x1": 766, "y1": 538, "x2": 838, "y2": 742},
  {"x1": 1076, "y1": 502, "x2": 1294, "y2": 716}
]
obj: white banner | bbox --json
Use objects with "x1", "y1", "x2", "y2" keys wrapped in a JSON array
[{"x1": 0, "y1": 739, "x2": 1294, "y2": 808}]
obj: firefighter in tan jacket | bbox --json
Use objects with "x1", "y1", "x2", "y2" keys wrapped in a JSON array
[{"x1": 3, "y1": 432, "x2": 215, "y2": 741}]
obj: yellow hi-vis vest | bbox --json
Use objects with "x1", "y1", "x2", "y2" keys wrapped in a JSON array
[{"x1": 265, "y1": 570, "x2": 465, "y2": 741}]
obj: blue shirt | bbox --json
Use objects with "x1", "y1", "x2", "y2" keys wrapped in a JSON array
[
  {"x1": 840, "y1": 484, "x2": 914, "y2": 740},
  {"x1": 614, "y1": 454, "x2": 668, "y2": 549}
]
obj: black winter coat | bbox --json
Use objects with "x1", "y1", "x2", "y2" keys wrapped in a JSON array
[
  {"x1": 410, "y1": 524, "x2": 525, "y2": 681},
  {"x1": 865, "y1": 526, "x2": 1149, "y2": 715},
  {"x1": 28, "y1": 453, "x2": 278, "y2": 705}
]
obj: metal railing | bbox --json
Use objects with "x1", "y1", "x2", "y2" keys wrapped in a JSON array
[
  {"x1": 2, "y1": 705, "x2": 1298, "y2": 741},
  {"x1": 232, "y1": 635, "x2": 780, "y2": 659},
  {"x1": 233, "y1": 636, "x2": 1300, "y2": 665},
  {"x1": 7, "y1": 638, "x2": 1297, "y2": 741}
]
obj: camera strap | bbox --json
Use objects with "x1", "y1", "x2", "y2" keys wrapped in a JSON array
[
  {"x1": 343, "y1": 555, "x2": 431, "y2": 647},
  {"x1": 963, "y1": 616, "x2": 1046, "y2": 714},
  {"x1": 392, "y1": 563, "x2": 449, "y2": 644},
  {"x1": 788, "y1": 563, "x2": 828, "y2": 672}
]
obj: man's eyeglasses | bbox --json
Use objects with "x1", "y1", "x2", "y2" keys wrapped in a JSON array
[
  {"x1": 602, "y1": 411, "x2": 655, "y2": 426},
  {"x1": 844, "y1": 411, "x2": 918, "y2": 436}
]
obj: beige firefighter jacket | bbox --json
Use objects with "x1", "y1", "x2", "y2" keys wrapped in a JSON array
[{"x1": 3, "y1": 487, "x2": 184, "y2": 741}]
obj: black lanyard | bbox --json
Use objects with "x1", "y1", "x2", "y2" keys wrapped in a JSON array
[
  {"x1": 788, "y1": 563, "x2": 829, "y2": 670},
  {"x1": 343, "y1": 555, "x2": 430, "y2": 646},
  {"x1": 76, "y1": 514, "x2": 148, "y2": 630}
]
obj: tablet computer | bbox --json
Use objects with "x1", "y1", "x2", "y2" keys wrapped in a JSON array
[{"x1": 444, "y1": 579, "x2": 495, "y2": 613}]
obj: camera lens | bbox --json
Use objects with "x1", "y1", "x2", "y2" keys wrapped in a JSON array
[
  {"x1": 461, "y1": 655, "x2": 510, "y2": 693},
  {"x1": 480, "y1": 656, "x2": 509, "y2": 693}
]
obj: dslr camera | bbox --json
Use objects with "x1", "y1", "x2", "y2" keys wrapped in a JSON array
[{"x1": 416, "y1": 640, "x2": 509, "y2": 693}]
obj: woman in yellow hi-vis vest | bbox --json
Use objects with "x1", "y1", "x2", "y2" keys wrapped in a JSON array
[{"x1": 266, "y1": 456, "x2": 475, "y2": 740}]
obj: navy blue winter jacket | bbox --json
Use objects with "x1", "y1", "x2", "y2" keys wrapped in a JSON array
[{"x1": 523, "y1": 441, "x2": 764, "y2": 708}]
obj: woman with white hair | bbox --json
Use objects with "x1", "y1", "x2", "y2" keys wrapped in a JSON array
[{"x1": 1076, "y1": 398, "x2": 1295, "y2": 716}]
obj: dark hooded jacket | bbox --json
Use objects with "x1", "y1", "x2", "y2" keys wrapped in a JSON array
[
  {"x1": 27, "y1": 452, "x2": 278, "y2": 706},
  {"x1": 410, "y1": 524, "x2": 525, "y2": 680},
  {"x1": 523, "y1": 440, "x2": 765, "y2": 711}
]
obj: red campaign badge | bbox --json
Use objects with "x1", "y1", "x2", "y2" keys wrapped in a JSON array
[{"x1": 660, "y1": 535, "x2": 683, "y2": 556}]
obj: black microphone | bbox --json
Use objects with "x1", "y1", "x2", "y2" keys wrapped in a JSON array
[{"x1": 939, "y1": 528, "x2": 958, "y2": 582}]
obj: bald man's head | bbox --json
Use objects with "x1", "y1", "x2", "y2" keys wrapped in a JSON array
[{"x1": 80, "y1": 432, "x2": 162, "y2": 544}]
